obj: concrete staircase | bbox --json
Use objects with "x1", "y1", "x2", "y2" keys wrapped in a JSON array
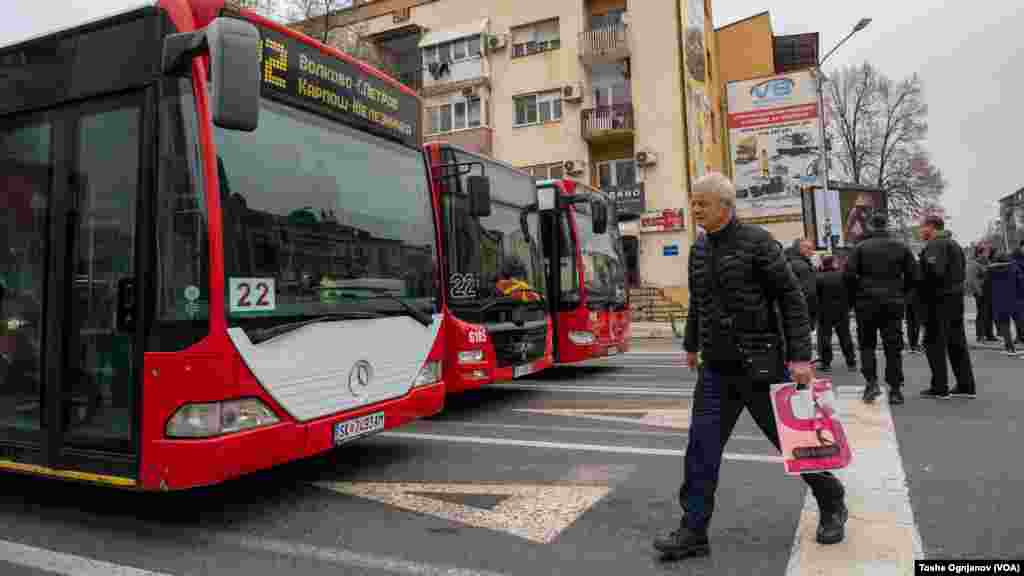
[{"x1": 629, "y1": 285, "x2": 687, "y2": 323}]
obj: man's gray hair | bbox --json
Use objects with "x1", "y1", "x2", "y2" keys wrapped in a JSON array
[{"x1": 692, "y1": 172, "x2": 737, "y2": 209}]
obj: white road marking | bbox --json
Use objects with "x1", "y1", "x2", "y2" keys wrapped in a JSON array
[
  {"x1": 490, "y1": 383, "x2": 695, "y2": 396},
  {"x1": 215, "y1": 532, "x2": 510, "y2": 576},
  {"x1": 784, "y1": 389, "x2": 924, "y2": 575},
  {"x1": 513, "y1": 407, "x2": 691, "y2": 430},
  {"x1": 0, "y1": 539, "x2": 174, "y2": 576},
  {"x1": 428, "y1": 420, "x2": 771, "y2": 442},
  {"x1": 379, "y1": 431, "x2": 782, "y2": 463},
  {"x1": 315, "y1": 482, "x2": 611, "y2": 544}
]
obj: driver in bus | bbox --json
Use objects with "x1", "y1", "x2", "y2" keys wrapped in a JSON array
[{"x1": 495, "y1": 257, "x2": 539, "y2": 303}]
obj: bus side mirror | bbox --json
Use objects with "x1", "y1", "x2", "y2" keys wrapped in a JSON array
[
  {"x1": 162, "y1": 17, "x2": 261, "y2": 132},
  {"x1": 467, "y1": 175, "x2": 491, "y2": 217},
  {"x1": 592, "y1": 201, "x2": 608, "y2": 235}
]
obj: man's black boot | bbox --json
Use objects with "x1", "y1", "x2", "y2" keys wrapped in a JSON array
[
  {"x1": 862, "y1": 381, "x2": 881, "y2": 403},
  {"x1": 889, "y1": 387, "x2": 905, "y2": 405},
  {"x1": 814, "y1": 480, "x2": 848, "y2": 545},
  {"x1": 653, "y1": 522, "x2": 710, "y2": 560}
]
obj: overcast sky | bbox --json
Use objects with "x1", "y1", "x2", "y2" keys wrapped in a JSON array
[{"x1": 6, "y1": 1, "x2": 1020, "y2": 242}]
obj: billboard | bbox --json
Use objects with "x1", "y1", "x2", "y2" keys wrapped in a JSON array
[
  {"x1": 682, "y1": 0, "x2": 712, "y2": 185},
  {"x1": 802, "y1": 184, "x2": 886, "y2": 249},
  {"x1": 727, "y1": 70, "x2": 821, "y2": 220}
]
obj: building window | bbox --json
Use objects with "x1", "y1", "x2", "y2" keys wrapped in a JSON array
[
  {"x1": 428, "y1": 96, "x2": 483, "y2": 134},
  {"x1": 514, "y1": 91, "x2": 562, "y2": 126},
  {"x1": 422, "y1": 34, "x2": 482, "y2": 65},
  {"x1": 511, "y1": 19, "x2": 560, "y2": 58},
  {"x1": 589, "y1": 9, "x2": 626, "y2": 30},
  {"x1": 522, "y1": 163, "x2": 565, "y2": 182},
  {"x1": 596, "y1": 158, "x2": 637, "y2": 190}
]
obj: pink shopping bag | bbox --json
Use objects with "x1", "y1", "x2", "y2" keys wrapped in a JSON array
[{"x1": 769, "y1": 378, "x2": 853, "y2": 475}]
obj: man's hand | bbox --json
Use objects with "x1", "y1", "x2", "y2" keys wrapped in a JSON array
[
  {"x1": 686, "y1": 352, "x2": 699, "y2": 370},
  {"x1": 789, "y1": 361, "x2": 815, "y2": 387}
]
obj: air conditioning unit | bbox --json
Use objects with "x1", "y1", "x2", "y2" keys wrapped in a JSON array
[
  {"x1": 562, "y1": 83, "x2": 583, "y2": 102},
  {"x1": 487, "y1": 33, "x2": 507, "y2": 52},
  {"x1": 563, "y1": 160, "x2": 584, "y2": 175},
  {"x1": 636, "y1": 150, "x2": 657, "y2": 166}
]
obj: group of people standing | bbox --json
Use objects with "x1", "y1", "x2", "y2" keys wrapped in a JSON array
[
  {"x1": 782, "y1": 212, "x2": 979, "y2": 404},
  {"x1": 967, "y1": 241, "x2": 1024, "y2": 355}
]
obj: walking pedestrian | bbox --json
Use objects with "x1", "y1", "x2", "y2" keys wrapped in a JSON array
[
  {"x1": 655, "y1": 173, "x2": 847, "y2": 561},
  {"x1": 844, "y1": 212, "x2": 917, "y2": 405},
  {"x1": 815, "y1": 255, "x2": 857, "y2": 372},
  {"x1": 985, "y1": 250, "x2": 1024, "y2": 356},
  {"x1": 979, "y1": 245, "x2": 999, "y2": 342},
  {"x1": 918, "y1": 215, "x2": 976, "y2": 399},
  {"x1": 966, "y1": 246, "x2": 988, "y2": 343}
]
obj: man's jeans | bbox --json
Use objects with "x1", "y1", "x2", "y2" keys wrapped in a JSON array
[{"x1": 679, "y1": 366, "x2": 841, "y2": 530}]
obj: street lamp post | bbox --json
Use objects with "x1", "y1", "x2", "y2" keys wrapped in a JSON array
[{"x1": 816, "y1": 17, "x2": 871, "y2": 251}]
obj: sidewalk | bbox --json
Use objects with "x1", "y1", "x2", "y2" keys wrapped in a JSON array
[{"x1": 630, "y1": 312, "x2": 1012, "y2": 351}]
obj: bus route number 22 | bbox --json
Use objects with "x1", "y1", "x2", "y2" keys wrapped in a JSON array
[{"x1": 229, "y1": 278, "x2": 277, "y2": 313}]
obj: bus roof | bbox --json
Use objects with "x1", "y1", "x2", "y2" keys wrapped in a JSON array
[{"x1": 427, "y1": 142, "x2": 533, "y2": 179}]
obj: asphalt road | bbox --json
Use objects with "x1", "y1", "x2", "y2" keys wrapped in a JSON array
[{"x1": 0, "y1": 342, "x2": 1020, "y2": 575}]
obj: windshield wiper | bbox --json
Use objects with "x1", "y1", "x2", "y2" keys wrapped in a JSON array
[
  {"x1": 469, "y1": 291, "x2": 546, "y2": 313},
  {"x1": 369, "y1": 294, "x2": 434, "y2": 327},
  {"x1": 245, "y1": 312, "x2": 380, "y2": 344}
]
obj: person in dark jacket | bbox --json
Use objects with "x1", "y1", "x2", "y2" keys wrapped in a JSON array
[
  {"x1": 844, "y1": 212, "x2": 917, "y2": 405},
  {"x1": 919, "y1": 215, "x2": 976, "y2": 398},
  {"x1": 655, "y1": 173, "x2": 847, "y2": 561},
  {"x1": 971, "y1": 245, "x2": 999, "y2": 343},
  {"x1": 786, "y1": 238, "x2": 819, "y2": 327},
  {"x1": 1014, "y1": 241, "x2": 1024, "y2": 344},
  {"x1": 985, "y1": 250, "x2": 1024, "y2": 355},
  {"x1": 815, "y1": 255, "x2": 856, "y2": 372}
]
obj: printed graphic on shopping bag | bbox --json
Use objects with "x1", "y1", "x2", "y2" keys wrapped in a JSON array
[{"x1": 769, "y1": 379, "x2": 852, "y2": 475}]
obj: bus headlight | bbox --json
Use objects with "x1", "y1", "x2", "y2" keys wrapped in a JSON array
[
  {"x1": 413, "y1": 360, "x2": 442, "y2": 388},
  {"x1": 569, "y1": 331, "x2": 596, "y2": 345},
  {"x1": 458, "y1": 349, "x2": 485, "y2": 364},
  {"x1": 166, "y1": 398, "x2": 279, "y2": 438}
]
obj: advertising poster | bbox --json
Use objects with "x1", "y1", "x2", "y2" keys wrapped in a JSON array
[
  {"x1": 683, "y1": 0, "x2": 709, "y2": 184},
  {"x1": 838, "y1": 188, "x2": 884, "y2": 246},
  {"x1": 727, "y1": 70, "x2": 821, "y2": 220}
]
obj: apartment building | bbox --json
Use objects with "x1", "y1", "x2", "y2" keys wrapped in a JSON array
[{"x1": 306, "y1": 0, "x2": 722, "y2": 298}]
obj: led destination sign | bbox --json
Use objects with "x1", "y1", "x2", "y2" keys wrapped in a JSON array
[{"x1": 259, "y1": 26, "x2": 419, "y2": 148}]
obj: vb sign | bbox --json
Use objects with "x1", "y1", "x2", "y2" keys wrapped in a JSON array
[{"x1": 750, "y1": 78, "x2": 795, "y2": 106}]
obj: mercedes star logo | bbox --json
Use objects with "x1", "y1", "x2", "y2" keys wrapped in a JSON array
[{"x1": 348, "y1": 360, "x2": 373, "y2": 397}]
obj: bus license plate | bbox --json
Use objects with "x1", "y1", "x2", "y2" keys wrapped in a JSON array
[
  {"x1": 333, "y1": 412, "x2": 386, "y2": 446},
  {"x1": 513, "y1": 363, "x2": 535, "y2": 378},
  {"x1": 607, "y1": 346, "x2": 619, "y2": 356}
]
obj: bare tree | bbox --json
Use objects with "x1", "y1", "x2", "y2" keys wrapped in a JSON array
[
  {"x1": 826, "y1": 62, "x2": 880, "y2": 185},
  {"x1": 870, "y1": 72, "x2": 928, "y2": 193},
  {"x1": 284, "y1": 0, "x2": 354, "y2": 44}
]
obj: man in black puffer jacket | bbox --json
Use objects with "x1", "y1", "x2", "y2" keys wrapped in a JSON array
[
  {"x1": 654, "y1": 173, "x2": 847, "y2": 562},
  {"x1": 816, "y1": 255, "x2": 856, "y2": 372},
  {"x1": 786, "y1": 238, "x2": 819, "y2": 327},
  {"x1": 844, "y1": 212, "x2": 918, "y2": 405}
]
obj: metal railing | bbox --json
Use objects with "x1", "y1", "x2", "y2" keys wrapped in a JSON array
[
  {"x1": 581, "y1": 104, "x2": 634, "y2": 138},
  {"x1": 578, "y1": 23, "x2": 629, "y2": 60}
]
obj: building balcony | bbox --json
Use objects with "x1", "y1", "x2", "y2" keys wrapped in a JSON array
[
  {"x1": 424, "y1": 126, "x2": 493, "y2": 156},
  {"x1": 581, "y1": 104, "x2": 634, "y2": 143},
  {"x1": 578, "y1": 23, "x2": 630, "y2": 67},
  {"x1": 421, "y1": 58, "x2": 487, "y2": 97}
]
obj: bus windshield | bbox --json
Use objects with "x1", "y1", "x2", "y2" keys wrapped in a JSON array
[
  {"x1": 573, "y1": 198, "x2": 626, "y2": 305},
  {"x1": 439, "y1": 148, "x2": 545, "y2": 310},
  {"x1": 214, "y1": 98, "x2": 437, "y2": 331}
]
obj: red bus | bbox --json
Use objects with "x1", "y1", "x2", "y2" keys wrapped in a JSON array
[
  {"x1": 0, "y1": 0, "x2": 445, "y2": 490},
  {"x1": 423, "y1": 143, "x2": 553, "y2": 394},
  {"x1": 535, "y1": 179, "x2": 631, "y2": 364}
]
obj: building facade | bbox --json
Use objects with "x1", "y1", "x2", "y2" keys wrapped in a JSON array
[{"x1": 301, "y1": 0, "x2": 723, "y2": 300}]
